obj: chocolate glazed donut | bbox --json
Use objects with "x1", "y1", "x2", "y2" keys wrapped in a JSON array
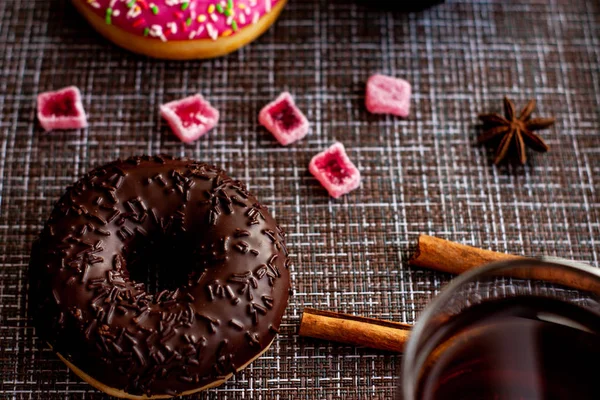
[{"x1": 29, "y1": 155, "x2": 291, "y2": 398}]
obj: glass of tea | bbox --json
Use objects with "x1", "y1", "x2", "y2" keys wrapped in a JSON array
[{"x1": 401, "y1": 259, "x2": 600, "y2": 400}]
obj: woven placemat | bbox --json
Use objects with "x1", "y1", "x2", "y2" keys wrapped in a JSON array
[{"x1": 0, "y1": 0, "x2": 599, "y2": 398}]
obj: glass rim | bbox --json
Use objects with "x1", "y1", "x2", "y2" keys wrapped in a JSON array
[{"x1": 401, "y1": 258, "x2": 600, "y2": 399}]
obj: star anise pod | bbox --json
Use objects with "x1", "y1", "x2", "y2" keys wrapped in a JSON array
[{"x1": 478, "y1": 97, "x2": 555, "y2": 165}]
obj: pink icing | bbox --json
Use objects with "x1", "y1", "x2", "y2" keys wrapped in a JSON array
[{"x1": 79, "y1": 0, "x2": 282, "y2": 41}]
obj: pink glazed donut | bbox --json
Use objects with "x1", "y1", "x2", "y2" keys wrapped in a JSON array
[{"x1": 72, "y1": 0, "x2": 287, "y2": 59}]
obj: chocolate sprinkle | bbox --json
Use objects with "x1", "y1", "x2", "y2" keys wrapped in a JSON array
[
  {"x1": 229, "y1": 319, "x2": 244, "y2": 331},
  {"x1": 245, "y1": 331, "x2": 260, "y2": 347}
]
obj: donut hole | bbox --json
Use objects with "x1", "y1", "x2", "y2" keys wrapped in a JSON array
[{"x1": 126, "y1": 233, "x2": 201, "y2": 295}]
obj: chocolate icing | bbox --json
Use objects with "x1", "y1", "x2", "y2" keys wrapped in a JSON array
[{"x1": 29, "y1": 155, "x2": 291, "y2": 397}]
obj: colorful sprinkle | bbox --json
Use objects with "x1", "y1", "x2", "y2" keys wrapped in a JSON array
[
  {"x1": 181, "y1": 2, "x2": 190, "y2": 11},
  {"x1": 105, "y1": 7, "x2": 113, "y2": 24},
  {"x1": 216, "y1": 3, "x2": 224, "y2": 13},
  {"x1": 132, "y1": 18, "x2": 145, "y2": 27}
]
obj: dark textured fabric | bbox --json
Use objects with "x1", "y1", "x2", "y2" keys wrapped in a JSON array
[{"x1": 0, "y1": 0, "x2": 599, "y2": 398}]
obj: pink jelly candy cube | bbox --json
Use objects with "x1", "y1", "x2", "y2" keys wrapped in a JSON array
[
  {"x1": 37, "y1": 86, "x2": 88, "y2": 131},
  {"x1": 309, "y1": 142, "x2": 361, "y2": 198},
  {"x1": 259, "y1": 92, "x2": 309, "y2": 146},
  {"x1": 365, "y1": 74, "x2": 411, "y2": 117},
  {"x1": 160, "y1": 94, "x2": 220, "y2": 143}
]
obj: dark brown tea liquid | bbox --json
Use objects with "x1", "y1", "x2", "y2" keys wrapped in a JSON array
[{"x1": 416, "y1": 296, "x2": 600, "y2": 400}]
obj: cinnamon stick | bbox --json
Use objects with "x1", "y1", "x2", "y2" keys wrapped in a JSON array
[
  {"x1": 409, "y1": 234, "x2": 600, "y2": 292},
  {"x1": 409, "y1": 234, "x2": 525, "y2": 274},
  {"x1": 299, "y1": 308, "x2": 411, "y2": 352}
]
